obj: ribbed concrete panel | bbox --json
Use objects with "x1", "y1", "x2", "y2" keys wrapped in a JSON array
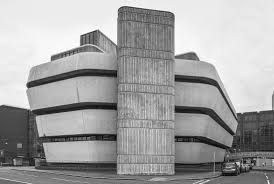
[
  {"x1": 117, "y1": 6, "x2": 175, "y2": 175},
  {"x1": 175, "y1": 113, "x2": 233, "y2": 147},
  {"x1": 28, "y1": 52, "x2": 116, "y2": 83},
  {"x1": 175, "y1": 143, "x2": 225, "y2": 164},
  {"x1": 43, "y1": 141, "x2": 116, "y2": 163},
  {"x1": 27, "y1": 77, "x2": 117, "y2": 110},
  {"x1": 175, "y1": 82, "x2": 238, "y2": 133},
  {"x1": 36, "y1": 110, "x2": 116, "y2": 137},
  {"x1": 80, "y1": 30, "x2": 117, "y2": 56},
  {"x1": 175, "y1": 59, "x2": 236, "y2": 116}
]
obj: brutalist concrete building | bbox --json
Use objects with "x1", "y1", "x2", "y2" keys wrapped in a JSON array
[{"x1": 26, "y1": 6, "x2": 238, "y2": 175}]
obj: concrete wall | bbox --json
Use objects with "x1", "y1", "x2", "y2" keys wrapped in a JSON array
[
  {"x1": 175, "y1": 142, "x2": 225, "y2": 164},
  {"x1": 26, "y1": 57, "x2": 237, "y2": 166},
  {"x1": 27, "y1": 77, "x2": 117, "y2": 110},
  {"x1": 36, "y1": 110, "x2": 116, "y2": 137},
  {"x1": 175, "y1": 82, "x2": 237, "y2": 133},
  {"x1": 43, "y1": 141, "x2": 116, "y2": 163},
  {"x1": 27, "y1": 57, "x2": 237, "y2": 134},
  {"x1": 28, "y1": 52, "x2": 116, "y2": 83},
  {"x1": 44, "y1": 141, "x2": 225, "y2": 164},
  {"x1": 175, "y1": 113, "x2": 232, "y2": 147},
  {"x1": 175, "y1": 59, "x2": 236, "y2": 116},
  {"x1": 37, "y1": 111, "x2": 232, "y2": 147},
  {"x1": 27, "y1": 49, "x2": 118, "y2": 166}
]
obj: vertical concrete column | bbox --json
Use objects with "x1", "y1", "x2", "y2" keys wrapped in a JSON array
[{"x1": 117, "y1": 6, "x2": 175, "y2": 175}]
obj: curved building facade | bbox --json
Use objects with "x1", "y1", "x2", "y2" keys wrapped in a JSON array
[{"x1": 26, "y1": 6, "x2": 237, "y2": 175}]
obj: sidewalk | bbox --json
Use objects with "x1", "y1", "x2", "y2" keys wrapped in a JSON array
[
  {"x1": 10, "y1": 166, "x2": 221, "y2": 181},
  {"x1": 253, "y1": 166, "x2": 274, "y2": 172}
]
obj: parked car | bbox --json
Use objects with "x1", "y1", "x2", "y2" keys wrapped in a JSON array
[{"x1": 222, "y1": 162, "x2": 241, "y2": 176}]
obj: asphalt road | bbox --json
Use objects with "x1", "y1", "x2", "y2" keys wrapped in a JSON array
[
  {"x1": 0, "y1": 168, "x2": 192, "y2": 184},
  {"x1": 0, "y1": 168, "x2": 273, "y2": 184}
]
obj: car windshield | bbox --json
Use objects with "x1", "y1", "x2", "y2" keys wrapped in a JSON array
[{"x1": 224, "y1": 163, "x2": 235, "y2": 167}]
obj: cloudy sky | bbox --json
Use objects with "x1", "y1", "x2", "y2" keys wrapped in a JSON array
[{"x1": 0, "y1": 0, "x2": 274, "y2": 113}]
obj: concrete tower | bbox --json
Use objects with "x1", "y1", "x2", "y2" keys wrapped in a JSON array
[{"x1": 117, "y1": 7, "x2": 175, "y2": 175}]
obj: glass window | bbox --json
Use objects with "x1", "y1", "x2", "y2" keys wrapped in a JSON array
[
  {"x1": 97, "y1": 135, "x2": 103, "y2": 140},
  {"x1": 17, "y1": 143, "x2": 22, "y2": 149}
]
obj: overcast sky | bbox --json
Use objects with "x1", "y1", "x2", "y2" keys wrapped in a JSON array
[{"x1": 1, "y1": 0, "x2": 274, "y2": 113}]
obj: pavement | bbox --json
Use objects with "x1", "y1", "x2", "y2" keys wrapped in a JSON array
[
  {"x1": 253, "y1": 166, "x2": 274, "y2": 172},
  {"x1": 9, "y1": 166, "x2": 221, "y2": 181},
  {"x1": 207, "y1": 171, "x2": 273, "y2": 184}
]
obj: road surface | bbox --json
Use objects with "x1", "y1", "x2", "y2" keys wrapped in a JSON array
[{"x1": 0, "y1": 168, "x2": 272, "y2": 184}]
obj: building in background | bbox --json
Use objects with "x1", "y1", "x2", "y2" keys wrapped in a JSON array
[
  {"x1": 232, "y1": 110, "x2": 274, "y2": 166},
  {"x1": 0, "y1": 105, "x2": 40, "y2": 165},
  {"x1": 26, "y1": 6, "x2": 237, "y2": 175},
  {"x1": 28, "y1": 110, "x2": 44, "y2": 163}
]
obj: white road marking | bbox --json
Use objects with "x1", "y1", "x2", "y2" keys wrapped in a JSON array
[
  {"x1": 265, "y1": 173, "x2": 270, "y2": 184},
  {"x1": 193, "y1": 179, "x2": 211, "y2": 184},
  {"x1": 52, "y1": 177, "x2": 89, "y2": 183},
  {"x1": 193, "y1": 180, "x2": 205, "y2": 184},
  {"x1": 199, "y1": 179, "x2": 210, "y2": 184},
  {"x1": 0, "y1": 177, "x2": 33, "y2": 184}
]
